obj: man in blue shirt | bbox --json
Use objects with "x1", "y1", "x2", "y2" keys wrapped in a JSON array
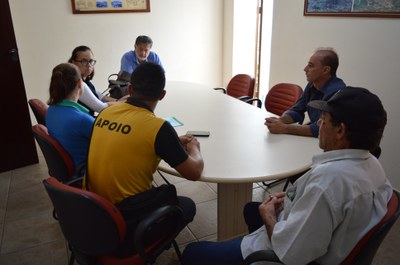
[
  {"x1": 265, "y1": 47, "x2": 346, "y2": 137},
  {"x1": 120, "y1": 35, "x2": 164, "y2": 74}
]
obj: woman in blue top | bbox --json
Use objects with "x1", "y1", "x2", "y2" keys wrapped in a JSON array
[{"x1": 46, "y1": 63, "x2": 95, "y2": 170}]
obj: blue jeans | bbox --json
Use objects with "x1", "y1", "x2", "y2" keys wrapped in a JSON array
[
  {"x1": 181, "y1": 202, "x2": 264, "y2": 265},
  {"x1": 181, "y1": 237, "x2": 244, "y2": 265}
]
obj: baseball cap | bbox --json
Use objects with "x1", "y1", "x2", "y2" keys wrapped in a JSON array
[{"x1": 307, "y1": 86, "x2": 386, "y2": 132}]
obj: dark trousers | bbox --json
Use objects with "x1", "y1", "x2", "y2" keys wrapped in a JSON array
[{"x1": 115, "y1": 194, "x2": 196, "y2": 257}]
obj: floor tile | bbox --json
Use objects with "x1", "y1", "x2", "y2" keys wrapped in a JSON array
[
  {"x1": 1, "y1": 212, "x2": 63, "y2": 254},
  {"x1": 0, "y1": 239, "x2": 68, "y2": 265},
  {"x1": 174, "y1": 181, "x2": 217, "y2": 204},
  {"x1": 5, "y1": 182, "x2": 53, "y2": 222},
  {"x1": 9, "y1": 162, "x2": 48, "y2": 193},
  {"x1": 174, "y1": 226, "x2": 196, "y2": 245},
  {"x1": 187, "y1": 199, "x2": 217, "y2": 239},
  {"x1": 0, "y1": 173, "x2": 11, "y2": 225}
]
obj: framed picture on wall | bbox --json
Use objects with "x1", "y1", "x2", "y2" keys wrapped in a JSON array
[
  {"x1": 304, "y1": 0, "x2": 400, "y2": 18},
  {"x1": 71, "y1": 0, "x2": 150, "y2": 14}
]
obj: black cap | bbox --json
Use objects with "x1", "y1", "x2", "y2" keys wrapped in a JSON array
[{"x1": 307, "y1": 86, "x2": 386, "y2": 132}]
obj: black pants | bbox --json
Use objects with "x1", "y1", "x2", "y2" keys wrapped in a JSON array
[{"x1": 115, "y1": 194, "x2": 196, "y2": 257}]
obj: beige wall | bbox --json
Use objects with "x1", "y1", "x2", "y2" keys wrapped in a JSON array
[
  {"x1": 9, "y1": 0, "x2": 224, "y2": 102},
  {"x1": 270, "y1": 0, "x2": 400, "y2": 188}
]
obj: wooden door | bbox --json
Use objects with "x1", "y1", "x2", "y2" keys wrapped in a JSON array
[{"x1": 0, "y1": 0, "x2": 38, "y2": 172}]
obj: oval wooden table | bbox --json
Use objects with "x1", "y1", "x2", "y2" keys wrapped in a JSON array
[{"x1": 157, "y1": 81, "x2": 321, "y2": 240}]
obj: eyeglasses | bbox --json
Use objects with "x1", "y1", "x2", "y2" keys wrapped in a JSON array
[{"x1": 75, "y1": 59, "x2": 96, "y2": 66}]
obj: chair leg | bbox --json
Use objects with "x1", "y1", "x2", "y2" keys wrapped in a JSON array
[
  {"x1": 262, "y1": 179, "x2": 285, "y2": 188},
  {"x1": 172, "y1": 239, "x2": 182, "y2": 262},
  {"x1": 68, "y1": 252, "x2": 75, "y2": 265}
]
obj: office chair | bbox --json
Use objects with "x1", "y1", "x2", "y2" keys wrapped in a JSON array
[
  {"x1": 264, "y1": 83, "x2": 303, "y2": 115},
  {"x1": 28, "y1": 98, "x2": 48, "y2": 125},
  {"x1": 214, "y1": 74, "x2": 256, "y2": 102},
  {"x1": 43, "y1": 177, "x2": 185, "y2": 265},
  {"x1": 255, "y1": 83, "x2": 303, "y2": 188},
  {"x1": 32, "y1": 124, "x2": 84, "y2": 184},
  {"x1": 243, "y1": 189, "x2": 400, "y2": 265}
]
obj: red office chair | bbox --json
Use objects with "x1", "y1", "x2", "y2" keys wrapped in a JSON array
[
  {"x1": 214, "y1": 74, "x2": 255, "y2": 101},
  {"x1": 32, "y1": 124, "x2": 84, "y2": 184},
  {"x1": 43, "y1": 177, "x2": 185, "y2": 265},
  {"x1": 264, "y1": 83, "x2": 303, "y2": 116},
  {"x1": 28, "y1": 98, "x2": 48, "y2": 126},
  {"x1": 247, "y1": 82, "x2": 303, "y2": 111},
  {"x1": 243, "y1": 189, "x2": 400, "y2": 265}
]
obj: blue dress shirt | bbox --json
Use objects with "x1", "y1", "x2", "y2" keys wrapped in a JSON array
[
  {"x1": 285, "y1": 76, "x2": 346, "y2": 137},
  {"x1": 120, "y1": 50, "x2": 164, "y2": 74}
]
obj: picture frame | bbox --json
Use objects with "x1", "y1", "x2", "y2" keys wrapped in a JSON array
[
  {"x1": 71, "y1": 0, "x2": 150, "y2": 14},
  {"x1": 304, "y1": 0, "x2": 400, "y2": 18}
]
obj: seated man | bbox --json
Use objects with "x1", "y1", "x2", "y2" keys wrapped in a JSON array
[
  {"x1": 120, "y1": 35, "x2": 164, "y2": 74},
  {"x1": 85, "y1": 62, "x2": 203, "y2": 256},
  {"x1": 265, "y1": 47, "x2": 346, "y2": 137},
  {"x1": 182, "y1": 86, "x2": 392, "y2": 265}
]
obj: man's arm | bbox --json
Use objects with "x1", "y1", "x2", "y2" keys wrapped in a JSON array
[
  {"x1": 175, "y1": 135, "x2": 204, "y2": 181},
  {"x1": 265, "y1": 115, "x2": 313, "y2": 137},
  {"x1": 155, "y1": 123, "x2": 204, "y2": 181}
]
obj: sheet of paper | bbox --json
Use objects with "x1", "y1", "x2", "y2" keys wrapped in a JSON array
[{"x1": 165, "y1": 116, "x2": 184, "y2": 127}]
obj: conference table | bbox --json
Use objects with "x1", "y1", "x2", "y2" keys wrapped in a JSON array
[{"x1": 156, "y1": 81, "x2": 321, "y2": 241}]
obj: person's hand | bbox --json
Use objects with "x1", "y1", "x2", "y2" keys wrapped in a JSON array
[
  {"x1": 265, "y1": 117, "x2": 287, "y2": 134},
  {"x1": 260, "y1": 192, "x2": 285, "y2": 216},
  {"x1": 259, "y1": 192, "x2": 285, "y2": 237},
  {"x1": 179, "y1": 134, "x2": 194, "y2": 145}
]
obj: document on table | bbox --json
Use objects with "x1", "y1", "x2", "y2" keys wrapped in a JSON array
[{"x1": 165, "y1": 116, "x2": 184, "y2": 127}]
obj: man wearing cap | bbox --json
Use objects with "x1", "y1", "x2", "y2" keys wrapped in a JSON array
[
  {"x1": 181, "y1": 86, "x2": 392, "y2": 265},
  {"x1": 265, "y1": 47, "x2": 346, "y2": 137}
]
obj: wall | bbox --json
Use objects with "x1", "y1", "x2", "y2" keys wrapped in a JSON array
[
  {"x1": 270, "y1": 0, "x2": 400, "y2": 188},
  {"x1": 9, "y1": 0, "x2": 223, "y2": 103}
]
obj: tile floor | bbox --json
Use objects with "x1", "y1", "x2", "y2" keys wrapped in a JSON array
[{"x1": 0, "y1": 147, "x2": 399, "y2": 265}]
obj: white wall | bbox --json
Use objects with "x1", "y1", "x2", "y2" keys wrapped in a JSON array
[
  {"x1": 270, "y1": 0, "x2": 400, "y2": 189},
  {"x1": 9, "y1": 0, "x2": 223, "y2": 103}
]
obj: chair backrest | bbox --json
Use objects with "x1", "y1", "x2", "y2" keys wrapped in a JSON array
[
  {"x1": 43, "y1": 176, "x2": 185, "y2": 265},
  {"x1": 43, "y1": 177, "x2": 126, "y2": 256},
  {"x1": 226, "y1": 74, "x2": 255, "y2": 99},
  {"x1": 265, "y1": 83, "x2": 303, "y2": 116},
  {"x1": 341, "y1": 189, "x2": 400, "y2": 265},
  {"x1": 28, "y1": 98, "x2": 48, "y2": 125},
  {"x1": 32, "y1": 124, "x2": 75, "y2": 183}
]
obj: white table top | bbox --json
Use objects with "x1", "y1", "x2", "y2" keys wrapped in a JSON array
[{"x1": 157, "y1": 81, "x2": 322, "y2": 184}]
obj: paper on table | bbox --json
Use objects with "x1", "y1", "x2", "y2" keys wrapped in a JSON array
[{"x1": 165, "y1": 116, "x2": 184, "y2": 127}]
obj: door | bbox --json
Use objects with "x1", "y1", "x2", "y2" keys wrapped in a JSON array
[{"x1": 0, "y1": 0, "x2": 38, "y2": 172}]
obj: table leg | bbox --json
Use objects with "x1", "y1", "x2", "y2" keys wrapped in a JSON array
[{"x1": 217, "y1": 182, "x2": 253, "y2": 241}]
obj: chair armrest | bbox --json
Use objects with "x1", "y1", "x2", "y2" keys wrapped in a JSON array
[
  {"x1": 243, "y1": 249, "x2": 283, "y2": 264},
  {"x1": 134, "y1": 205, "x2": 185, "y2": 259},
  {"x1": 214, "y1": 87, "x2": 227, "y2": 94},
  {"x1": 238, "y1": 96, "x2": 252, "y2": 101},
  {"x1": 65, "y1": 176, "x2": 84, "y2": 188},
  {"x1": 75, "y1": 162, "x2": 86, "y2": 178},
  {"x1": 245, "y1": 98, "x2": 262, "y2": 108}
]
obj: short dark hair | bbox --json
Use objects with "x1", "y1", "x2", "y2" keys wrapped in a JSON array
[
  {"x1": 135, "y1": 35, "x2": 153, "y2": 47},
  {"x1": 130, "y1": 62, "x2": 165, "y2": 101},
  {"x1": 48, "y1": 63, "x2": 81, "y2": 105},
  {"x1": 316, "y1": 47, "x2": 339, "y2": 76}
]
